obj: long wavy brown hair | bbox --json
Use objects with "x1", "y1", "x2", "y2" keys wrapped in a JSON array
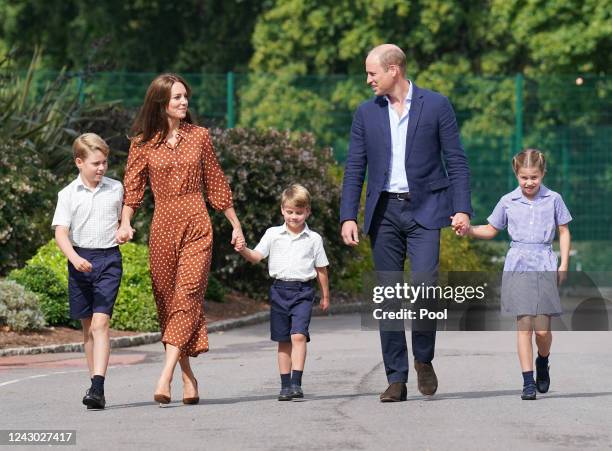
[{"x1": 130, "y1": 73, "x2": 194, "y2": 145}]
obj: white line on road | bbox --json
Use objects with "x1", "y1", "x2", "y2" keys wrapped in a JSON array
[{"x1": 0, "y1": 365, "x2": 126, "y2": 389}]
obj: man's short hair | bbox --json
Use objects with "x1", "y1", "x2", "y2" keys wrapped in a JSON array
[
  {"x1": 73, "y1": 133, "x2": 110, "y2": 160},
  {"x1": 281, "y1": 183, "x2": 311, "y2": 209},
  {"x1": 369, "y1": 44, "x2": 406, "y2": 75}
]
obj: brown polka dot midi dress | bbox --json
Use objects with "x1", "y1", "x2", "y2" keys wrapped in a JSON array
[{"x1": 123, "y1": 123, "x2": 232, "y2": 357}]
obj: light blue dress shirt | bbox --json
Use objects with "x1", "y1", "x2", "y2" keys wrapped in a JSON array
[{"x1": 384, "y1": 81, "x2": 412, "y2": 192}]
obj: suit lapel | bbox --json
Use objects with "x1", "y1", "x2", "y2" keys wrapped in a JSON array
[
  {"x1": 405, "y1": 84, "x2": 423, "y2": 163},
  {"x1": 375, "y1": 96, "x2": 392, "y2": 167}
]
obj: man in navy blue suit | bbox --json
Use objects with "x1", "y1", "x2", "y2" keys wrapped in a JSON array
[{"x1": 340, "y1": 44, "x2": 472, "y2": 402}]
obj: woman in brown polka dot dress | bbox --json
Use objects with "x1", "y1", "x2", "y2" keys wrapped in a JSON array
[{"x1": 116, "y1": 73, "x2": 244, "y2": 405}]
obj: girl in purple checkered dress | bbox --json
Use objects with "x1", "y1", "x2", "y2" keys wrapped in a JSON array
[{"x1": 466, "y1": 149, "x2": 572, "y2": 400}]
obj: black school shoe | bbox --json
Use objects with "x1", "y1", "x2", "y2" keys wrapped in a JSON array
[
  {"x1": 83, "y1": 389, "x2": 106, "y2": 410},
  {"x1": 521, "y1": 383, "x2": 537, "y2": 400},
  {"x1": 278, "y1": 387, "x2": 293, "y2": 401},
  {"x1": 289, "y1": 385, "x2": 304, "y2": 399},
  {"x1": 535, "y1": 357, "x2": 550, "y2": 393}
]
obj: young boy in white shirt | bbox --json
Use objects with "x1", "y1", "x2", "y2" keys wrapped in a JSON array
[
  {"x1": 236, "y1": 184, "x2": 330, "y2": 400},
  {"x1": 52, "y1": 133, "x2": 124, "y2": 410}
]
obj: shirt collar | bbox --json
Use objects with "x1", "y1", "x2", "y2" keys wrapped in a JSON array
[
  {"x1": 76, "y1": 174, "x2": 107, "y2": 191},
  {"x1": 385, "y1": 79, "x2": 413, "y2": 106},
  {"x1": 152, "y1": 121, "x2": 190, "y2": 148},
  {"x1": 281, "y1": 222, "x2": 310, "y2": 237},
  {"x1": 510, "y1": 184, "x2": 551, "y2": 202}
]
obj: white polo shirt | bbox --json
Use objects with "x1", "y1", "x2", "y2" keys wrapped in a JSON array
[
  {"x1": 254, "y1": 223, "x2": 329, "y2": 282},
  {"x1": 51, "y1": 175, "x2": 123, "y2": 249}
]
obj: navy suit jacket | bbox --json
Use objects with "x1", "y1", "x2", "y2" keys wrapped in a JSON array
[{"x1": 340, "y1": 84, "x2": 472, "y2": 234}]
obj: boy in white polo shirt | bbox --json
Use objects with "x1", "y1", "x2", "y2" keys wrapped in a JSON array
[
  {"x1": 236, "y1": 184, "x2": 329, "y2": 400},
  {"x1": 52, "y1": 133, "x2": 124, "y2": 410}
]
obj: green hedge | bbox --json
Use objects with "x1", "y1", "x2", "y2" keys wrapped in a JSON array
[
  {"x1": 108, "y1": 242, "x2": 158, "y2": 331},
  {"x1": 8, "y1": 263, "x2": 73, "y2": 327},
  {"x1": 8, "y1": 241, "x2": 157, "y2": 330},
  {"x1": 8, "y1": 240, "x2": 226, "y2": 331}
]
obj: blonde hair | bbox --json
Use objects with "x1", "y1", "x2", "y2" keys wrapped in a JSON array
[
  {"x1": 512, "y1": 148, "x2": 546, "y2": 174},
  {"x1": 281, "y1": 184, "x2": 311, "y2": 209},
  {"x1": 73, "y1": 133, "x2": 110, "y2": 160}
]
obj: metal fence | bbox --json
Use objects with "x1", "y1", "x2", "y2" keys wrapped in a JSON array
[{"x1": 27, "y1": 71, "x2": 612, "y2": 250}]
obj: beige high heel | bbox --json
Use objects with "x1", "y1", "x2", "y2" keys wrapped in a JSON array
[
  {"x1": 154, "y1": 393, "x2": 171, "y2": 406},
  {"x1": 182, "y1": 378, "x2": 199, "y2": 405},
  {"x1": 154, "y1": 381, "x2": 171, "y2": 406}
]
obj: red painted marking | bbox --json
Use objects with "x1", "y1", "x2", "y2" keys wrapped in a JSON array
[{"x1": 0, "y1": 353, "x2": 146, "y2": 370}]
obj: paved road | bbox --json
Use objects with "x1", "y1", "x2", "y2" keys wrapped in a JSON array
[{"x1": 1, "y1": 314, "x2": 611, "y2": 450}]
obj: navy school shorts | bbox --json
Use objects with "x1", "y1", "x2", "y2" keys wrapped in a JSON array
[
  {"x1": 68, "y1": 246, "x2": 123, "y2": 320},
  {"x1": 269, "y1": 279, "x2": 315, "y2": 342}
]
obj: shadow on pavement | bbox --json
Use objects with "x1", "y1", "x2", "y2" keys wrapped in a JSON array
[
  {"x1": 419, "y1": 389, "x2": 612, "y2": 401},
  {"x1": 105, "y1": 391, "x2": 381, "y2": 409},
  {"x1": 101, "y1": 389, "x2": 612, "y2": 409}
]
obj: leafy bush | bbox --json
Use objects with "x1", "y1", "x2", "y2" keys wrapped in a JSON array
[
  {"x1": 8, "y1": 263, "x2": 73, "y2": 327},
  {"x1": 8, "y1": 240, "x2": 157, "y2": 330},
  {"x1": 206, "y1": 275, "x2": 226, "y2": 302},
  {"x1": 0, "y1": 141, "x2": 58, "y2": 275},
  {"x1": 109, "y1": 242, "x2": 158, "y2": 331},
  {"x1": 8, "y1": 240, "x2": 227, "y2": 330},
  {"x1": 0, "y1": 50, "x2": 96, "y2": 274},
  {"x1": 0, "y1": 279, "x2": 46, "y2": 331},
  {"x1": 208, "y1": 127, "x2": 352, "y2": 297}
]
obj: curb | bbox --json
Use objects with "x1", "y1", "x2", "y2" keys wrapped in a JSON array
[{"x1": 0, "y1": 303, "x2": 364, "y2": 357}]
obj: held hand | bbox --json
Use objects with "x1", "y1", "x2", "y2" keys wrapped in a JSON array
[
  {"x1": 450, "y1": 213, "x2": 471, "y2": 237},
  {"x1": 341, "y1": 221, "x2": 359, "y2": 246},
  {"x1": 71, "y1": 256, "x2": 92, "y2": 272},
  {"x1": 320, "y1": 296, "x2": 330, "y2": 312},
  {"x1": 231, "y1": 228, "x2": 245, "y2": 251},
  {"x1": 116, "y1": 225, "x2": 134, "y2": 244},
  {"x1": 234, "y1": 236, "x2": 246, "y2": 252}
]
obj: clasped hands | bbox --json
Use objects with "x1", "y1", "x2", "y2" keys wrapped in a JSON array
[
  {"x1": 232, "y1": 228, "x2": 246, "y2": 252},
  {"x1": 116, "y1": 224, "x2": 135, "y2": 244},
  {"x1": 450, "y1": 212, "x2": 470, "y2": 237}
]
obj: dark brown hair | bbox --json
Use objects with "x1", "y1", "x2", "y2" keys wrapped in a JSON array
[
  {"x1": 512, "y1": 148, "x2": 546, "y2": 174},
  {"x1": 130, "y1": 73, "x2": 193, "y2": 145}
]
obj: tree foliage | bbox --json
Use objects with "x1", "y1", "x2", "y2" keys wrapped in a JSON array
[
  {"x1": 0, "y1": 49, "x2": 82, "y2": 273},
  {"x1": 243, "y1": 0, "x2": 610, "y2": 139},
  {"x1": 0, "y1": 0, "x2": 271, "y2": 72}
]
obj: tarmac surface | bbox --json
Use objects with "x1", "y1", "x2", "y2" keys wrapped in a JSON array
[{"x1": 1, "y1": 314, "x2": 611, "y2": 450}]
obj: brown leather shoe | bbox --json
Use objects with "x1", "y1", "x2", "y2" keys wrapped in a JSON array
[
  {"x1": 414, "y1": 361, "x2": 438, "y2": 396},
  {"x1": 379, "y1": 382, "x2": 407, "y2": 402},
  {"x1": 182, "y1": 378, "x2": 199, "y2": 405}
]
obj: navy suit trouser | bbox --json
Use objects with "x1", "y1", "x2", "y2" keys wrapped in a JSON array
[{"x1": 370, "y1": 195, "x2": 440, "y2": 384}]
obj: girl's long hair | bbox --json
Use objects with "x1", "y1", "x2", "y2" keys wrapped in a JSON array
[{"x1": 130, "y1": 73, "x2": 193, "y2": 145}]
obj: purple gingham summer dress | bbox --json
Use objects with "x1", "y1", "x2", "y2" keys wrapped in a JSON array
[{"x1": 487, "y1": 185, "x2": 572, "y2": 316}]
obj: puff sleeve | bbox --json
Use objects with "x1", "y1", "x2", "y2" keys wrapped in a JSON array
[
  {"x1": 201, "y1": 129, "x2": 233, "y2": 211},
  {"x1": 123, "y1": 140, "x2": 149, "y2": 210}
]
